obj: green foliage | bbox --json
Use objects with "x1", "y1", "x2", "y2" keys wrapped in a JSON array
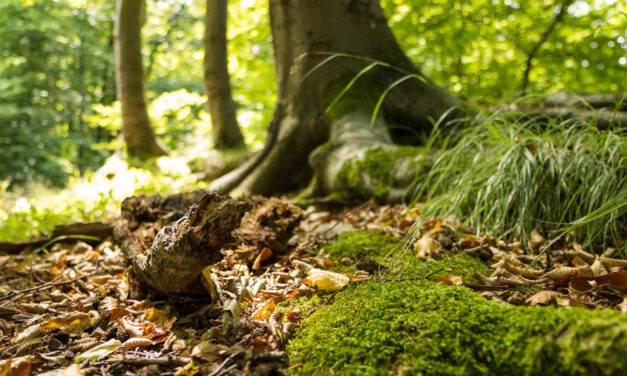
[
  {"x1": 288, "y1": 280, "x2": 627, "y2": 375},
  {"x1": 0, "y1": 154, "x2": 208, "y2": 241},
  {"x1": 413, "y1": 116, "x2": 626, "y2": 252},
  {"x1": 0, "y1": 0, "x2": 115, "y2": 187},
  {"x1": 383, "y1": 0, "x2": 627, "y2": 100}
]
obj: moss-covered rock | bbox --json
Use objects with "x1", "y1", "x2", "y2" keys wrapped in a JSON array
[
  {"x1": 286, "y1": 231, "x2": 627, "y2": 375},
  {"x1": 336, "y1": 146, "x2": 429, "y2": 202}
]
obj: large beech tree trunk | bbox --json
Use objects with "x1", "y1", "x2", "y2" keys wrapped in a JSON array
[
  {"x1": 210, "y1": 0, "x2": 461, "y2": 197},
  {"x1": 115, "y1": 0, "x2": 168, "y2": 157},
  {"x1": 204, "y1": 0, "x2": 244, "y2": 149}
]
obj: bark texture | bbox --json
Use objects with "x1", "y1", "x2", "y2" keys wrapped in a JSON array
[
  {"x1": 115, "y1": 0, "x2": 168, "y2": 157},
  {"x1": 310, "y1": 110, "x2": 431, "y2": 203},
  {"x1": 209, "y1": 0, "x2": 460, "y2": 197},
  {"x1": 204, "y1": 0, "x2": 244, "y2": 148},
  {"x1": 114, "y1": 192, "x2": 251, "y2": 295}
]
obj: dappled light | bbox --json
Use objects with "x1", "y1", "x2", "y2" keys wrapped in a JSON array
[{"x1": 0, "y1": 0, "x2": 625, "y2": 374}]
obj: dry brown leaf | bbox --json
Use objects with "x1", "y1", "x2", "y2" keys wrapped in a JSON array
[
  {"x1": 600, "y1": 257, "x2": 627, "y2": 268},
  {"x1": 590, "y1": 257, "x2": 608, "y2": 276},
  {"x1": 414, "y1": 234, "x2": 441, "y2": 260},
  {"x1": 436, "y1": 274, "x2": 463, "y2": 286},
  {"x1": 528, "y1": 230, "x2": 545, "y2": 251},
  {"x1": 571, "y1": 243, "x2": 595, "y2": 264},
  {"x1": 499, "y1": 259, "x2": 543, "y2": 279},
  {"x1": 542, "y1": 266, "x2": 589, "y2": 281},
  {"x1": 39, "y1": 364, "x2": 84, "y2": 376},
  {"x1": 569, "y1": 272, "x2": 627, "y2": 294},
  {"x1": 145, "y1": 307, "x2": 176, "y2": 331},
  {"x1": 5, "y1": 356, "x2": 30, "y2": 376},
  {"x1": 302, "y1": 268, "x2": 350, "y2": 292},
  {"x1": 39, "y1": 312, "x2": 93, "y2": 334},
  {"x1": 0, "y1": 358, "x2": 9, "y2": 376},
  {"x1": 252, "y1": 247, "x2": 273, "y2": 270},
  {"x1": 118, "y1": 317, "x2": 145, "y2": 338},
  {"x1": 122, "y1": 337, "x2": 154, "y2": 350},
  {"x1": 251, "y1": 299, "x2": 275, "y2": 321},
  {"x1": 526, "y1": 290, "x2": 560, "y2": 306},
  {"x1": 472, "y1": 272, "x2": 498, "y2": 286},
  {"x1": 191, "y1": 342, "x2": 222, "y2": 362}
]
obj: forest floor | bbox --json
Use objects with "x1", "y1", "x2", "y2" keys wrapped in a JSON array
[{"x1": 1, "y1": 195, "x2": 626, "y2": 375}]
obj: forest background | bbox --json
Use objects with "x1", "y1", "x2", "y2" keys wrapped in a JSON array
[{"x1": 0, "y1": 0, "x2": 625, "y2": 241}]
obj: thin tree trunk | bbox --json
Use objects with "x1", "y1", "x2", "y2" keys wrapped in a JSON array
[
  {"x1": 204, "y1": 0, "x2": 244, "y2": 149},
  {"x1": 114, "y1": 0, "x2": 168, "y2": 157},
  {"x1": 210, "y1": 0, "x2": 460, "y2": 196}
]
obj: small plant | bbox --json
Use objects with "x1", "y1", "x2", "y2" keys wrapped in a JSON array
[{"x1": 411, "y1": 114, "x2": 626, "y2": 253}]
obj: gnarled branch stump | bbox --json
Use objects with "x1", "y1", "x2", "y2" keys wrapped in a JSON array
[{"x1": 114, "y1": 192, "x2": 251, "y2": 295}]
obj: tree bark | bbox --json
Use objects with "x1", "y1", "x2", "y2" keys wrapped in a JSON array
[
  {"x1": 115, "y1": 0, "x2": 168, "y2": 157},
  {"x1": 204, "y1": 0, "x2": 244, "y2": 149},
  {"x1": 210, "y1": 0, "x2": 461, "y2": 197}
]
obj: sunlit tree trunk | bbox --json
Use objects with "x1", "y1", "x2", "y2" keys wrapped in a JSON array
[
  {"x1": 210, "y1": 0, "x2": 461, "y2": 197},
  {"x1": 114, "y1": 0, "x2": 168, "y2": 157},
  {"x1": 204, "y1": 0, "x2": 244, "y2": 149}
]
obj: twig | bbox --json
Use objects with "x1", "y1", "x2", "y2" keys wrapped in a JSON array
[
  {"x1": 209, "y1": 350, "x2": 245, "y2": 376},
  {"x1": 0, "y1": 271, "x2": 98, "y2": 302},
  {"x1": 462, "y1": 283, "x2": 518, "y2": 291},
  {"x1": 120, "y1": 355, "x2": 191, "y2": 367}
]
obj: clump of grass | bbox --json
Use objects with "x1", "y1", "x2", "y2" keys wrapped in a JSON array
[{"x1": 412, "y1": 115, "x2": 625, "y2": 253}]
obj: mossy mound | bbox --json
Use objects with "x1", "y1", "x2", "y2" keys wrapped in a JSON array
[
  {"x1": 323, "y1": 231, "x2": 401, "y2": 260},
  {"x1": 287, "y1": 231, "x2": 627, "y2": 375},
  {"x1": 288, "y1": 281, "x2": 627, "y2": 375},
  {"x1": 336, "y1": 146, "x2": 426, "y2": 201}
]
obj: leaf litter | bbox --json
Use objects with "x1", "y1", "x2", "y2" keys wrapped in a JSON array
[{"x1": 0, "y1": 195, "x2": 625, "y2": 375}]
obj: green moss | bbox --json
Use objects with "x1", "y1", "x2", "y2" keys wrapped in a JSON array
[
  {"x1": 324, "y1": 231, "x2": 401, "y2": 260},
  {"x1": 288, "y1": 280, "x2": 627, "y2": 375},
  {"x1": 336, "y1": 146, "x2": 421, "y2": 201},
  {"x1": 287, "y1": 231, "x2": 626, "y2": 375}
]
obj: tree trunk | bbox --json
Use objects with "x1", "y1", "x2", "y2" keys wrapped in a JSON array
[
  {"x1": 115, "y1": 0, "x2": 168, "y2": 157},
  {"x1": 210, "y1": 0, "x2": 461, "y2": 198},
  {"x1": 204, "y1": 0, "x2": 244, "y2": 149}
]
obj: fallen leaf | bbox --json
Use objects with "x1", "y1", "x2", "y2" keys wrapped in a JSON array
[
  {"x1": 251, "y1": 299, "x2": 275, "y2": 321},
  {"x1": 414, "y1": 234, "x2": 441, "y2": 260},
  {"x1": 39, "y1": 312, "x2": 93, "y2": 334},
  {"x1": 526, "y1": 290, "x2": 560, "y2": 306},
  {"x1": 39, "y1": 364, "x2": 84, "y2": 376},
  {"x1": 252, "y1": 247, "x2": 273, "y2": 270},
  {"x1": 0, "y1": 359, "x2": 9, "y2": 376},
  {"x1": 436, "y1": 274, "x2": 463, "y2": 285},
  {"x1": 542, "y1": 266, "x2": 583, "y2": 281},
  {"x1": 74, "y1": 339, "x2": 121, "y2": 363},
  {"x1": 3, "y1": 356, "x2": 30, "y2": 376},
  {"x1": 200, "y1": 267, "x2": 220, "y2": 303},
  {"x1": 528, "y1": 229, "x2": 545, "y2": 251},
  {"x1": 145, "y1": 307, "x2": 176, "y2": 331},
  {"x1": 569, "y1": 272, "x2": 627, "y2": 294},
  {"x1": 302, "y1": 268, "x2": 350, "y2": 292},
  {"x1": 122, "y1": 337, "x2": 154, "y2": 350}
]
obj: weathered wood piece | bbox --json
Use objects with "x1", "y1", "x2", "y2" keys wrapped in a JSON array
[{"x1": 115, "y1": 192, "x2": 251, "y2": 295}]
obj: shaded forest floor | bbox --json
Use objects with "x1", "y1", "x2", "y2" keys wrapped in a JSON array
[{"x1": 1, "y1": 195, "x2": 626, "y2": 375}]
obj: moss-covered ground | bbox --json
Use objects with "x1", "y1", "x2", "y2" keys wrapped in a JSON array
[{"x1": 285, "y1": 231, "x2": 627, "y2": 375}]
